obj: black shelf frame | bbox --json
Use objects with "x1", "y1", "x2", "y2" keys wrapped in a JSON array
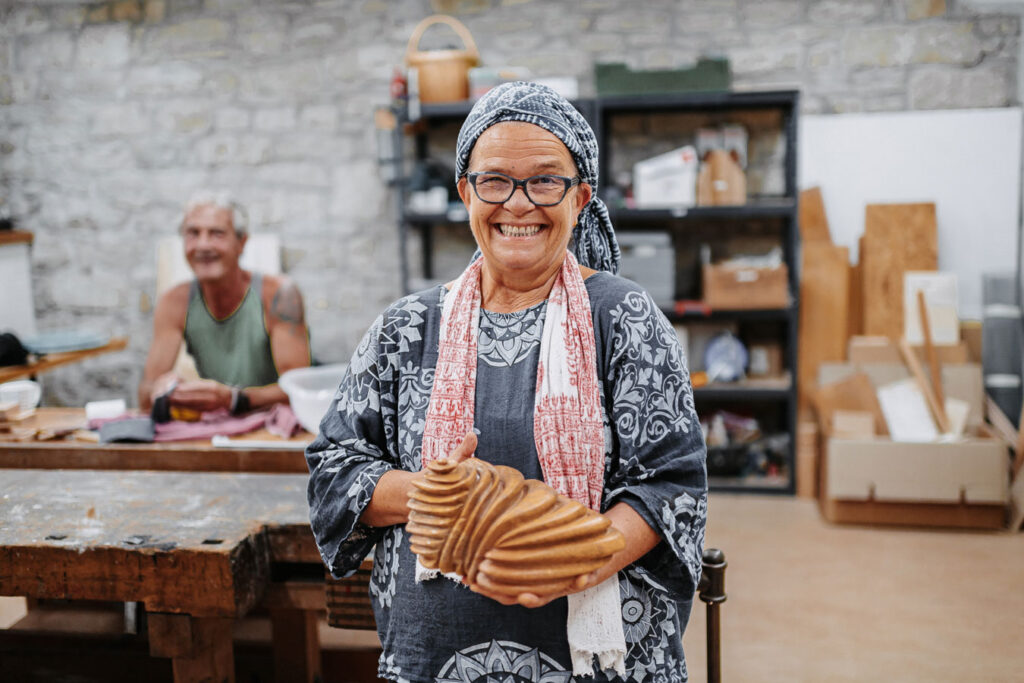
[{"x1": 389, "y1": 90, "x2": 801, "y2": 495}]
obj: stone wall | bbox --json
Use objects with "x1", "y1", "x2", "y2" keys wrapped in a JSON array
[{"x1": 0, "y1": 0, "x2": 1019, "y2": 405}]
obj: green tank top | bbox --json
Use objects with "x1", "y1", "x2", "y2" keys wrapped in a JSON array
[{"x1": 183, "y1": 272, "x2": 279, "y2": 388}]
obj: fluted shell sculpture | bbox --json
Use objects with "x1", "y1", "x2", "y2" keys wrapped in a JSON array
[{"x1": 407, "y1": 457, "x2": 625, "y2": 595}]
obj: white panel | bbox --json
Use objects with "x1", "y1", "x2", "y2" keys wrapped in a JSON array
[
  {"x1": 0, "y1": 243, "x2": 37, "y2": 338},
  {"x1": 799, "y1": 108, "x2": 1022, "y2": 321}
]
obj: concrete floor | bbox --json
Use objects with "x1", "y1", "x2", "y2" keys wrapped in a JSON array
[
  {"x1": 3, "y1": 493, "x2": 1023, "y2": 682},
  {"x1": 682, "y1": 494, "x2": 1024, "y2": 682}
]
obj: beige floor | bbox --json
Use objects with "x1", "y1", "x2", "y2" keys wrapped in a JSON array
[
  {"x1": 682, "y1": 494, "x2": 1024, "y2": 683},
  {"x1": 3, "y1": 493, "x2": 1023, "y2": 682}
]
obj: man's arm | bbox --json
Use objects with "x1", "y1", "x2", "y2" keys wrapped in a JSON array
[
  {"x1": 244, "y1": 275, "x2": 311, "y2": 408},
  {"x1": 138, "y1": 285, "x2": 190, "y2": 410}
]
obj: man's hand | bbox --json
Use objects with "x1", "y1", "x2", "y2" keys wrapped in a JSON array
[
  {"x1": 167, "y1": 379, "x2": 233, "y2": 412},
  {"x1": 149, "y1": 372, "x2": 181, "y2": 405}
]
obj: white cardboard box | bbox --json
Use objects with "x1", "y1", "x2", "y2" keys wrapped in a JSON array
[{"x1": 633, "y1": 146, "x2": 698, "y2": 209}]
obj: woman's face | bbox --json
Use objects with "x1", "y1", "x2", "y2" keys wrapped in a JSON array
[{"x1": 458, "y1": 122, "x2": 592, "y2": 282}]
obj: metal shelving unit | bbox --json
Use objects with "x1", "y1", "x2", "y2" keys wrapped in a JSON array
[
  {"x1": 594, "y1": 90, "x2": 800, "y2": 494},
  {"x1": 389, "y1": 90, "x2": 801, "y2": 495}
]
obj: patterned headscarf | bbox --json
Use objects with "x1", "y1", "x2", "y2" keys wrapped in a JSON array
[{"x1": 455, "y1": 81, "x2": 621, "y2": 275}]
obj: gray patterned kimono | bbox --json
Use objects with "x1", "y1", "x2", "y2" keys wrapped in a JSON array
[{"x1": 306, "y1": 272, "x2": 708, "y2": 683}]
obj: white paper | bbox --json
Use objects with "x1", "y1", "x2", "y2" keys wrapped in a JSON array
[
  {"x1": 903, "y1": 272, "x2": 959, "y2": 345},
  {"x1": 877, "y1": 378, "x2": 939, "y2": 442}
]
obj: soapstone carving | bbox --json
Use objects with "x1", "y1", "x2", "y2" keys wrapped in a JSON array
[{"x1": 407, "y1": 457, "x2": 625, "y2": 595}]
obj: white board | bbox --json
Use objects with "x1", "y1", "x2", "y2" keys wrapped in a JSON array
[{"x1": 799, "y1": 108, "x2": 1021, "y2": 321}]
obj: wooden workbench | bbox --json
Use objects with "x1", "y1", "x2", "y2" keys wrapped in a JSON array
[
  {"x1": 0, "y1": 336, "x2": 130, "y2": 384},
  {"x1": 0, "y1": 469, "x2": 322, "y2": 683},
  {"x1": 0, "y1": 408, "x2": 310, "y2": 473}
]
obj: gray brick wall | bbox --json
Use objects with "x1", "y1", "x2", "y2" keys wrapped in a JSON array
[{"x1": 0, "y1": 0, "x2": 1019, "y2": 405}]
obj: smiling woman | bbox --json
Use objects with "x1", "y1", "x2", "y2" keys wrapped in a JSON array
[{"x1": 306, "y1": 81, "x2": 707, "y2": 683}]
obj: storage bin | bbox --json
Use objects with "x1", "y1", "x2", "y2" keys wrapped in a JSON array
[{"x1": 703, "y1": 263, "x2": 789, "y2": 310}]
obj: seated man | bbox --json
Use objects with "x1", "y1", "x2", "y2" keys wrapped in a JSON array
[{"x1": 139, "y1": 191, "x2": 311, "y2": 414}]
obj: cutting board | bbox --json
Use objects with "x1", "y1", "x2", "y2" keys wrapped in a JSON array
[{"x1": 861, "y1": 203, "x2": 938, "y2": 340}]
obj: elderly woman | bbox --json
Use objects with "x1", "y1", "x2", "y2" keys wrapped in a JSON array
[{"x1": 307, "y1": 82, "x2": 707, "y2": 682}]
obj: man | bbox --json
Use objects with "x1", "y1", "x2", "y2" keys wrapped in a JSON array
[{"x1": 139, "y1": 191, "x2": 311, "y2": 414}]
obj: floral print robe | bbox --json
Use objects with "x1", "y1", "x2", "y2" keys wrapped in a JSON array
[{"x1": 307, "y1": 272, "x2": 708, "y2": 683}]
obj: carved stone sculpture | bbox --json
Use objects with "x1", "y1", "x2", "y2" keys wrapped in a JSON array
[{"x1": 407, "y1": 457, "x2": 625, "y2": 595}]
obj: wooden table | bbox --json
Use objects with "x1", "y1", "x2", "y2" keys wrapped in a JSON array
[
  {"x1": 0, "y1": 408, "x2": 311, "y2": 473},
  {"x1": 0, "y1": 469, "x2": 324, "y2": 683},
  {"x1": 0, "y1": 336, "x2": 130, "y2": 384}
]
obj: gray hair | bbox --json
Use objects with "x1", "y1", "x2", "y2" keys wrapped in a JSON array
[{"x1": 182, "y1": 190, "x2": 249, "y2": 237}]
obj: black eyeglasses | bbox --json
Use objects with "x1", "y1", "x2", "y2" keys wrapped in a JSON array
[{"x1": 465, "y1": 172, "x2": 581, "y2": 207}]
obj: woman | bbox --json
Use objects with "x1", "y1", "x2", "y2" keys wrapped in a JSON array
[{"x1": 307, "y1": 81, "x2": 707, "y2": 683}]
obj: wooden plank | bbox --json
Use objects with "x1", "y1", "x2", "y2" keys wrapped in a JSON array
[
  {"x1": 0, "y1": 337, "x2": 129, "y2": 384},
  {"x1": 849, "y1": 236, "x2": 865, "y2": 338},
  {"x1": 798, "y1": 243, "x2": 849, "y2": 409},
  {"x1": 148, "y1": 614, "x2": 235, "y2": 683},
  {"x1": 798, "y1": 187, "x2": 832, "y2": 243},
  {"x1": 899, "y1": 338, "x2": 951, "y2": 433},
  {"x1": 861, "y1": 203, "x2": 938, "y2": 340},
  {"x1": 270, "y1": 607, "x2": 322, "y2": 683},
  {"x1": 820, "y1": 497, "x2": 1006, "y2": 530},
  {"x1": 796, "y1": 419, "x2": 818, "y2": 500},
  {"x1": 0, "y1": 230, "x2": 33, "y2": 246}
]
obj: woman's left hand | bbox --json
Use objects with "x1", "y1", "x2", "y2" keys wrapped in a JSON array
[
  {"x1": 466, "y1": 501, "x2": 662, "y2": 608},
  {"x1": 467, "y1": 569, "x2": 600, "y2": 608}
]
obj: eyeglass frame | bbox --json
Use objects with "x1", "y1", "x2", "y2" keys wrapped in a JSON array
[{"x1": 464, "y1": 171, "x2": 582, "y2": 207}]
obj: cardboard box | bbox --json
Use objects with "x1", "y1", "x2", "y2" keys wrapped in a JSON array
[
  {"x1": 696, "y1": 149, "x2": 746, "y2": 206},
  {"x1": 848, "y1": 335, "x2": 968, "y2": 365},
  {"x1": 820, "y1": 432, "x2": 1008, "y2": 530},
  {"x1": 818, "y1": 362, "x2": 984, "y2": 429},
  {"x1": 633, "y1": 146, "x2": 698, "y2": 209},
  {"x1": 817, "y1": 360, "x2": 1009, "y2": 530},
  {"x1": 703, "y1": 263, "x2": 789, "y2": 310}
]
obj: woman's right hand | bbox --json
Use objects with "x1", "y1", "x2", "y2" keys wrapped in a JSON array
[{"x1": 359, "y1": 431, "x2": 478, "y2": 527}]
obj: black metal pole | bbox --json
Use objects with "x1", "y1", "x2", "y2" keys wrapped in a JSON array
[{"x1": 698, "y1": 547, "x2": 727, "y2": 683}]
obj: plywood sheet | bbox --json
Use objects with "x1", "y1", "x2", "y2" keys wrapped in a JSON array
[
  {"x1": 798, "y1": 243, "x2": 849, "y2": 409},
  {"x1": 861, "y1": 203, "x2": 938, "y2": 340},
  {"x1": 799, "y1": 187, "x2": 832, "y2": 243}
]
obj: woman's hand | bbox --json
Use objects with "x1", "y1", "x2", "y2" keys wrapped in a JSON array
[
  {"x1": 467, "y1": 569, "x2": 600, "y2": 608},
  {"x1": 360, "y1": 431, "x2": 478, "y2": 528},
  {"x1": 467, "y1": 501, "x2": 661, "y2": 608}
]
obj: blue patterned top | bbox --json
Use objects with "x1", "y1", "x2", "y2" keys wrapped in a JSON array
[{"x1": 306, "y1": 272, "x2": 708, "y2": 683}]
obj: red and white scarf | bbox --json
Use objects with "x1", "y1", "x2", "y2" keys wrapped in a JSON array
[
  {"x1": 421, "y1": 251, "x2": 605, "y2": 509},
  {"x1": 420, "y1": 251, "x2": 626, "y2": 676}
]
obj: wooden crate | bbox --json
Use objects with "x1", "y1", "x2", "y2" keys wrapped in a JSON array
[{"x1": 325, "y1": 560, "x2": 376, "y2": 631}]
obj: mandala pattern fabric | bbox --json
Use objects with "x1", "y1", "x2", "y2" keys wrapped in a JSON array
[
  {"x1": 307, "y1": 273, "x2": 708, "y2": 682},
  {"x1": 454, "y1": 80, "x2": 620, "y2": 275}
]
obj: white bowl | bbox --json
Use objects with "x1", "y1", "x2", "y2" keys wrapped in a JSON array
[
  {"x1": 279, "y1": 363, "x2": 348, "y2": 435},
  {"x1": 0, "y1": 380, "x2": 41, "y2": 412}
]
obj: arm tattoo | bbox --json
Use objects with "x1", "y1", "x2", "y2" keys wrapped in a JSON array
[{"x1": 270, "y1": 282, "x2": 305, "y2": 325}]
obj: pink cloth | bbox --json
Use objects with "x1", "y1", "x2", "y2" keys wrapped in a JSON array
[
  {"x1": 89, "y1": 403, "x2": 301, "y2": 442},
  {"x1": 420, "y1": 252, "x2": 605, "y2": 511}
]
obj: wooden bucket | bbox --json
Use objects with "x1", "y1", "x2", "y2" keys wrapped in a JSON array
[
  {"x1": 405, "y1": 15, "x2": 479, "y2": 103},
  {"x1": 324, "y1": 560, "x2": 376, "y2": 631}
]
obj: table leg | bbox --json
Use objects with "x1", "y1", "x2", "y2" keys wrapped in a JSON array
[
  {"x1": 270, "y1": 607, "x2": 322, "y2": 683},
  {"x1": 149, "y1": 612, "x2": 235, "y2": 683}
]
